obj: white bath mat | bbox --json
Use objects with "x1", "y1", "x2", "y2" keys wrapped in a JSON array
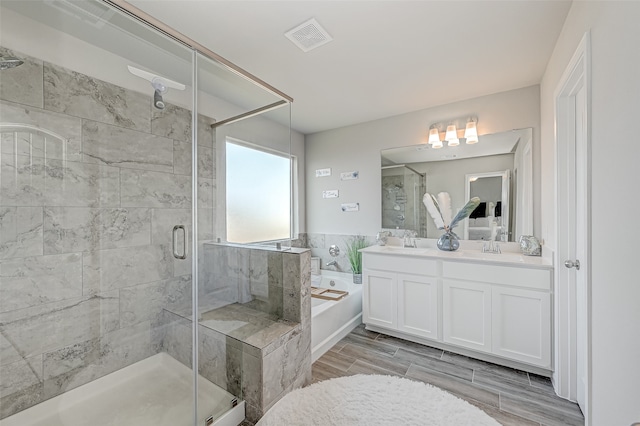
[{"x1": 256, "y1": 374, "x2": 501, "y2": 426}]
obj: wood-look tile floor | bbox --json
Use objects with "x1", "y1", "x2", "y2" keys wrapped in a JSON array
[{"x1": 312, "y1": 325, "x2": 584, "y2": 426}]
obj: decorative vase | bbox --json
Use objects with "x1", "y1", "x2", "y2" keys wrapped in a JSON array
[
  {"x1": 519, "y1": 235, "x2": 541, "y2": 256},
  {"x1": 437, "y1": 230, "x2": 460, "y2": 251},
  {"x1": 353, "y1": 273, "x2": 363, "y2": 284}
]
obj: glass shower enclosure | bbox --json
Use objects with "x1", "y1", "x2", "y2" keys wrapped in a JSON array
[
  {"x1": 381, "y1": 164, "x2": 426, "y2": 237},
  {"x1": 0, "y1": 1, "x2": 292, "y2": 425}
]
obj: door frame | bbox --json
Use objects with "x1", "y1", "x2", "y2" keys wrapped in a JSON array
[{"x1": 553, "y1": 31, "x2": 591, "y2": 423}]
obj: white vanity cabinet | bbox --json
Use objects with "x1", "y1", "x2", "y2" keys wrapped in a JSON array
[
  {"x1": 361, "y1": 247, "x2": 553, "y2": 372},
  {"x1": 442, "y1": 261, "x2": 552, "y2": 367},
  {"x1": 363, "y1": 253, "x2": 439, "y2": 341}
]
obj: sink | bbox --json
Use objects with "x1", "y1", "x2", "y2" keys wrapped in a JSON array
[
  {"x1": 448, "y1": 250, "x2": 527, "y2": 262},
  {"x1": 379, "y1": 246, "x2": 436, "y2": 256}
]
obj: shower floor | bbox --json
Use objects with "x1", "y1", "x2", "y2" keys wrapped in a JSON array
[{"x1": 0, "y1": 353, "x2": 243, "y2": 426}]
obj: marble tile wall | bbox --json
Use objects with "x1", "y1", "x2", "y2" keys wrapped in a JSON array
[
  {"x1": 153, "y1": 309, "x2": 244, "y2": 397},
  {"x1": 167, "y1": 245, "x2": 312, "y2": 424},
  {"x1": 305, "y1": 232, "x2": 377, "y2": 273},
  {"x1": 0, "y1": 46, "x2": 216, "y2": 419}
]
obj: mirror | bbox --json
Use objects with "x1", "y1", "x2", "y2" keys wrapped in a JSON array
[
  {"x1": 380, "y1": 128, "x2": 533, "y2": 241},
  {"x1": 464, "y1": 170, "x2": 510, "y2": 241}
]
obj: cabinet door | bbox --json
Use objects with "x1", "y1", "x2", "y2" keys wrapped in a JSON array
[
  {"x1": 443, "y1": 279, "x2": 492, "y2": 353},
  {"x1": 363, "y1": 269, "x2": 397, "y2": 329},
  {"x1": 492, "y1": 286, "x2": 551, "y2": 367},
  {"x1": 397, "y1": 273, "x2": 439, "y2": 340}
]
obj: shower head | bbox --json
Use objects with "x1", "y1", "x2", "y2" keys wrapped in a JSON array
[
  {"x1": 153, "y1": 89, "x2": 165, "y2": 110},
  {"x1": 152, "y1": 78, "x2": 166, "y2": 110},
  {"x1": 127, "y1": 65, "x2": 185, "y2": 111},
  {"x1": 0, "y1": 56, "x2": 24, "y2": 70}
]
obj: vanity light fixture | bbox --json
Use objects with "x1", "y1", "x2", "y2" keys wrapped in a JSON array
[{"x1": 427, "y1": 117, "x2": 479, "y2": 148}]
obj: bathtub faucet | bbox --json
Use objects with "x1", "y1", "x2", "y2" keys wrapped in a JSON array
[{"x1": 326, "y1": 260, "x2": 339, "y2": 268}]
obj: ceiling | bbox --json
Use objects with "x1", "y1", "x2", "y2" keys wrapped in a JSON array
[{"x1": 128, "y1": 1, "x2": 572, "y2": 135}]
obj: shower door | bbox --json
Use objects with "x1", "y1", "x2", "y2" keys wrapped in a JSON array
[
  {"x1": 0, "y1": 1, "x2": 201, "y2": 424},
  {"x1": 1, "y1": 2, "x2": 293, "y2": 425}
]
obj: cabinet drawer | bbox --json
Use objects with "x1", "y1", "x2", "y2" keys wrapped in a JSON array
[
  {"x1": 363, "y1": 253, "x2": 438, "y2": 276},
  {"x1": 442, "y1": 261, "x2": 551, "y2": 291}
]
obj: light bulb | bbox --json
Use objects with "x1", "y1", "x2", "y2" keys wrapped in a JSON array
[
  {"x1": 464, "y1": 120, "x2": 479, "y2": 144},
  {"x1": 432, "y1": 140, "x2": 443, "y2": 149},
  {"x1": 428, "y1": 128, "x2": 440, "y2": 144},
  {"x1": 445, "y1": 124, "x2": 457, "y2": 141},
  {"x1": 448, "y1": 138, "x2": 460, "y2": 147}
]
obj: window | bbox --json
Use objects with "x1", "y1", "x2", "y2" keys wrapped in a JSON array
[{"x1": 225, "y1": 139, "x2": 292, "y2": 243}]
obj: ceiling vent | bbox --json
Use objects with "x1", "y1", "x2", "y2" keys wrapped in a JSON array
[{"x1": 284, "y1": 18, "x2": 333, "y2": 52}]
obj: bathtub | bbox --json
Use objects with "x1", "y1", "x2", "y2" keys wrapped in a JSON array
[{"x1": 311, "y1": 271, "x2": 363, "y2": 362}]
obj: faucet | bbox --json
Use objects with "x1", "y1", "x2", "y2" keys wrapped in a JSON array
[
  {"x1": 482, "y1": 239, "x2": 501, "y2": 254},
  {"x1": 403, "y1": 230, "x2": 417, "y2": 248},
  {"x1": 326, "y1": 245, "x2": 340, "y2": 269}
]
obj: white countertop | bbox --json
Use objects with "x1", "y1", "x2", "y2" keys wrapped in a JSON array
[{"x1": 361, "y1": 244, "x2": 553, "y2": 269}]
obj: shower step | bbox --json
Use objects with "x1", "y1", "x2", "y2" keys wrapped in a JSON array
[{"x1": 0, "y1": 353, "x2": 244, "y2": 426}]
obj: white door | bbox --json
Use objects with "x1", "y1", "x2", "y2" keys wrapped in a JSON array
[
  {"x1": 492, "y1": 286, "x2": 551, "y2": 367},
  {"x1": 397, "y1": 273, "x2": 439, "y2": 340},
  {"x1": 574, "y1": 84, "x2": 588, "y2": 412},
  {"x1": 362, "y1": 269, "x2": 397, "y2": 329},
  {"x1": 555, "y1": 32, "x2": 590, "y2": 419},
  {"x1": 442, "y1": 279, "x2": 492, "y2": 353}
]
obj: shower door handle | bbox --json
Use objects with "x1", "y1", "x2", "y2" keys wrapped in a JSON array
[{"x1": 172, "y1": 225, "x2": 187, "y2": 260}]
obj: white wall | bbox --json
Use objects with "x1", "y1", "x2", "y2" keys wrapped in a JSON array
[
  {"x1": 306, "y1": 85, "x2": 540, "y2": 236},
  {"x1": 540, "y1": 2, "x2": 640, "y2": 424}
]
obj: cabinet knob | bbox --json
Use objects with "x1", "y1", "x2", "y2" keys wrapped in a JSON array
[{"x1": 564, "y1": 259, "x2": 581, "y2": 270}]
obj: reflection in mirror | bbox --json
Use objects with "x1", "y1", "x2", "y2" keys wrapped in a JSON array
[
  {"x1": 463, "y1": 170, "x2": 510, "y2": 241},
  {"x1": 380, "y1": 128, "x2": 532, "y2": 241},
  {"x1": 381, "y1": 165, "x2": 426, "y2": 233}
]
